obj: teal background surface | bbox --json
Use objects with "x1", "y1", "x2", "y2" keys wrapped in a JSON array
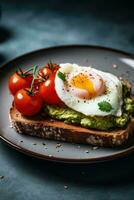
[{"x1": 0, "y1": 1, "x2": 134, "y2": 199}]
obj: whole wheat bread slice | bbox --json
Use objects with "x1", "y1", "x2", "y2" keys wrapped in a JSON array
[{"x1": 9, "y1": 106, "x2": 134, "y2": 147}]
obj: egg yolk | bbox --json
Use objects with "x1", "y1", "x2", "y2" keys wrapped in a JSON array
[
  {"x1": 71, "y1": 73, "x2": 95, "y2": 95},
  {"x1": 70, "y1": 73, "x2": 105, "y2": 99}
]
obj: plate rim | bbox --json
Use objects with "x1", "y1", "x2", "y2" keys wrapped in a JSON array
[
  {"x1": 1, "y1": 135, "x2": 134, "y2": 164},
  {"x1": 0, "y1": 44, "x2": 134, "y2": 164}
]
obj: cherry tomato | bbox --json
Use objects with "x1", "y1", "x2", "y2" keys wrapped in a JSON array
[
  {"x1": 39, "y1": 67, "x2": 52, "y2": 78},
  {"x1": 33, "y1": 78, "x2": 42, "y2": 91},
  {"x1": 39, "y1": 74, "x2": 62, "y2": 104},
  {"x1": 8, "y1": 73, "x2": 33, "y2": 95},
  {"x1": 53, "y1": 65, "x2": 60, "y2": 73},
  {"x1": 14, "y1": 89, "x2": 43, "y2": 116}
]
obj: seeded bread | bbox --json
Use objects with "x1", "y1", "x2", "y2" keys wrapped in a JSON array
[{"x1": 9, "y1": 106, "x2": 134, "y2": 147}]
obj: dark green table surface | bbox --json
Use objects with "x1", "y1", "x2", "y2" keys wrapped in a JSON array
[{"x1": 0, "y1": 1, "x2": 134, "y2": 199}]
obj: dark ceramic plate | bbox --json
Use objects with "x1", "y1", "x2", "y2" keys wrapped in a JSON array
[{"x1": 0, "y1": 45, "x2": 134, "y2": 163}]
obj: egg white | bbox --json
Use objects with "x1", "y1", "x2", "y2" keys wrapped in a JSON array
[{"x1": 55, "y1": 63, "x2": 123, "y2": 116}]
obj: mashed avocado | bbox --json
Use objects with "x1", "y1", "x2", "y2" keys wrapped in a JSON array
[
  {"x1": 45, "y1": 104, "x2": 131, "y2": 130},
  {"x1": 43, "y1": 82, "x2": 134, "y2": 131}
]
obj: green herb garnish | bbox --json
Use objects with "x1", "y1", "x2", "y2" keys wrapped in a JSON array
[
  {"x1": 57, "y1": 71, "x2": 66, "y2": 81},
  {"x1": 98, "y1": 101, "x2": 113, "y2": 112}
]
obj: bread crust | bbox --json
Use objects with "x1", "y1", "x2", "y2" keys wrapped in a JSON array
[{"x1": 9, "y1": 107, "x2": 134, "y2": 147}]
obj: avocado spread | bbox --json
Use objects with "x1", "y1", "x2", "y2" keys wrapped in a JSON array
[{"x1": 44, "y1": 81, "x2": 134, "y2": 131}]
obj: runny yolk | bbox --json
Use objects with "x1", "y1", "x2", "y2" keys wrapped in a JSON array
[{"x1": 71, "y1": 73, "x2": 96, "y2": 97}]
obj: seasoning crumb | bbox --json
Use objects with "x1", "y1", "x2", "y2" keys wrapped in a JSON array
[
  {"x1": 113, "y1": 64, "x2": 118, "y2": 68},
  {"x1": 56, "y1": 143, "x2": 62, "y2": 148},
  {"x1": 64, "y1": 185, "x2": 68, "y2": 189},
  {"x1": 42, "y1": 142, "x2": 46, "y2": 146},
  {"x1": 92, "y1": 146, "x2": 99, "y2": 150},
  {"x1": 85, "y1": 150, "x2": 89, "y2": 153},
  {"x1": 0, "y1": 176, "x2": 5, "y2": 180},
  {"x1": 33, "y1": 143, "x2": 37, "y2": 145},
  {"x1": 20, "y1": 140, "x2": 23, "y2": 143}
]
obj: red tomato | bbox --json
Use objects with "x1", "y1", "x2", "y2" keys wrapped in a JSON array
[
  {"x1": 53, "y1": 65, "x2": 60, "y2": 73},
  {"x1": 39, "y1": 74, "x2": 62, "y2": 104},
  {"x1": 39, "y1": 67, "x2": 52, "y2": 78},
  {"x1": 33, "y1": 78, "x2": 42, "y2": 91},
  {"x1": 42, "y1": 64, "x2": 60, "y2": 74},
  {"x1": 8, "y1": 73, "x2": 33, "y2": 95},
  {"x1": 14, "y1": 89, "x2": 43, "y2": 116}
]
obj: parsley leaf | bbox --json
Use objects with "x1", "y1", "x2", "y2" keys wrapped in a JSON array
[
  {"x1": 98, "y1": 101, "x2": 113, "y2": 112},
  {"x1": 57, "y1": 71, "x2": 66, "y2": 81}
]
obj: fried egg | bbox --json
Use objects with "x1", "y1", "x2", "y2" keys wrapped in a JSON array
[{"x1": 55, "y1": 63, "x2": 123, "y2": 116}]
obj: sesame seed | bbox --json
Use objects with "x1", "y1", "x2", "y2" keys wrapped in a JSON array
[
  {"x1": 64, "y1": 185, "x2": 68, "y2": 189},
  {"x1": 119, "y1": 76, "x2": 123, "y2": 80},
  {"x1": 92, "y1": 146, "x2": 99, "y2": 150},
  {"x1": 113, "y1": 64, "x2": 118, "y2": 68}
]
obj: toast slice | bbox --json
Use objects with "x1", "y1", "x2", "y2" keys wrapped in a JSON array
[{"x1": 9, "y1": 106, "x2": 134, "y2": 147}]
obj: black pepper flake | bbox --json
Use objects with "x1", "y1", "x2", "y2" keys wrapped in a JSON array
[
  {"x1": 56, "y1": 143, "x2": 62, "y2": 148},
  {"x1": 33, "y1": 143, "x2": 37, "y2": 145},
  {"x1": 0, "y1": 176, "x2": 5, "y2": 180},
  {"x1": 20, "y1": 140, "x2": 23, "y2": 143},
  {"x1": 42, "y1": 142, "x2": 46, "y2": 146}
]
